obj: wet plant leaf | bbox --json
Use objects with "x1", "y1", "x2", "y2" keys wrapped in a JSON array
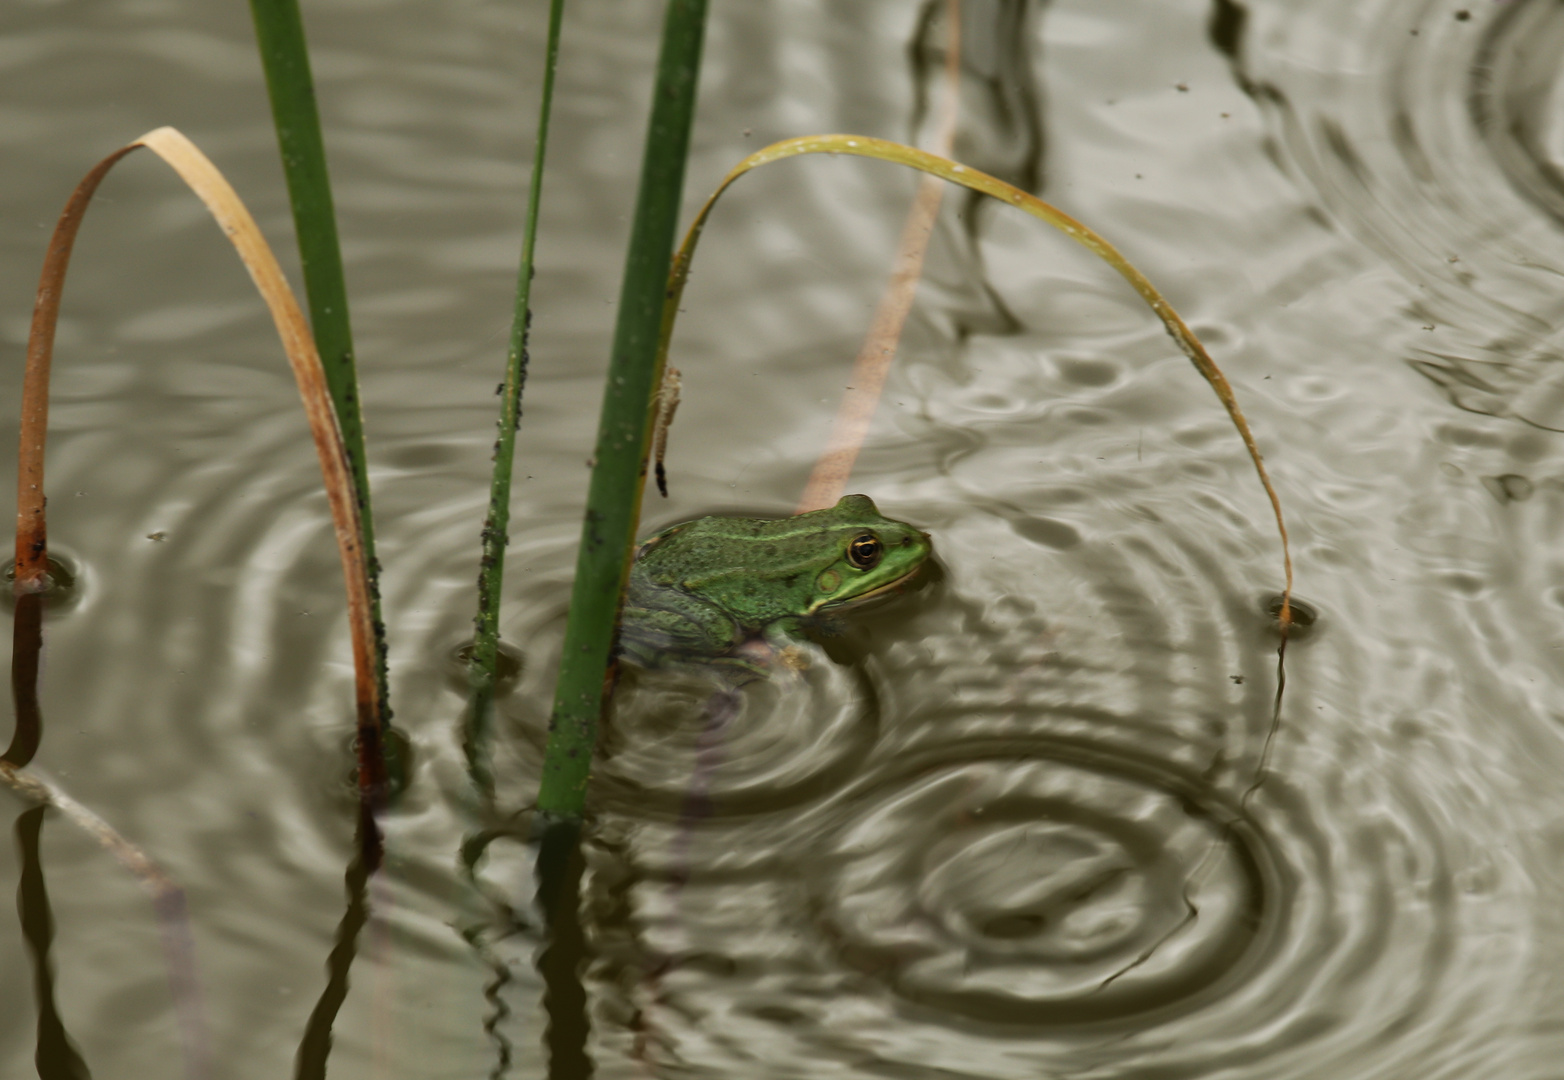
[
  {"x1": 536, "y1": 0, "x2": 709, "y2": 820},
  {"x1": 249, "y1": 0, "x2": 390, "y2": 738}
]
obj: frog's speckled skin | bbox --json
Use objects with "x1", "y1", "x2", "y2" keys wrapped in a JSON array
[{"x1": 619, "y1": 494, "x2": 931, "y2": 673}]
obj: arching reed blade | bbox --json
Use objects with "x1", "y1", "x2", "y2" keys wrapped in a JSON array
[
  {"x1": 654, "y1": 134, "x2": 1294, "y2": 628},
  {"x1": 13, "y1": 127, "x2": 388, "y2": 853}
]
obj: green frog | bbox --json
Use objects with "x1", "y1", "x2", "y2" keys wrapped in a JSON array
[{"x1": 619, "y1": 494, "x2": 932, "y2": 677}]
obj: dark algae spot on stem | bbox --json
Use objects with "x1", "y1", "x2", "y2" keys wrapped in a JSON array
[
  {"x1": 1266, "y1": 593, "x2": 1318, "y2": 639},
  {"x1": 2, "y1": 554, "x2": 78, "y2": 610}
]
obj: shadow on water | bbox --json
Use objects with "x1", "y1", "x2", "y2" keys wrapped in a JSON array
[{"x1": 15, "y1": 805, "x2": 92, "y2": 1080}]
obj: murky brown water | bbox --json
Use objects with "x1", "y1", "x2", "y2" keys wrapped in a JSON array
[{"x1": 6, "y1": 0, "x2": 1564, "y2": 1076}]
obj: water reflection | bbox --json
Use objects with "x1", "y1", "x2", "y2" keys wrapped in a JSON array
[
  {"x1": 1221, "y1": 0, "x2": 1564, "y2": 426},
  {"x1": 15, "y1": 806, "x2": 93, "y2": 1080}
]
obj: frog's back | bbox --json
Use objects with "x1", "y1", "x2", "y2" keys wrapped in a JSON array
[{"x1": 634, "y1": 513, "x2": 840, "y2": 585}]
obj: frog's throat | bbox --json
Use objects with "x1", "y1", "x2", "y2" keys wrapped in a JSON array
[{"x1": 808, "y1": 564, "x2": 924, "y2": 615}]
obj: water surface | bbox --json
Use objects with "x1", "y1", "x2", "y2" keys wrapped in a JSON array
[{"x1": 4, "y1": 0, "x2": 1564, "y2": 1076}]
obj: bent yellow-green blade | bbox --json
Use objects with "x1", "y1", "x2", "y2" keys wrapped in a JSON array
[{"x1": 654, "y1": 133, "x2": 1293, "y2": 627}]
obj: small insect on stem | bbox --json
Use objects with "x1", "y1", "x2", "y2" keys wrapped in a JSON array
[{"x1": 653, "y1": 365, "x2": 682, "y2": 498}]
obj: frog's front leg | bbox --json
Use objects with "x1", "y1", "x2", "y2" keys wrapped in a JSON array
[
  {"x1": 761, "y1": 617, "x2": 807, "y2": 652},
  {"x1": 756, "y1": 617, "x2": 813, "y2": 673}
]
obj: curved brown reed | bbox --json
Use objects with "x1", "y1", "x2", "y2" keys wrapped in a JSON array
[{"x1": 14, "y1": 126, "x2": 386, "y2": 812}]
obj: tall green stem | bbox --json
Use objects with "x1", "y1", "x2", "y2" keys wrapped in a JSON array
[
  {"x1": 248, "y1": 0, "x2": 389, "y2": 717},
  {"x1": 536, "y1": 0, "x2": 709, "y2": 818},
  {"x1": 465, "y1": 0, "x2": 568, "y2": 800}
]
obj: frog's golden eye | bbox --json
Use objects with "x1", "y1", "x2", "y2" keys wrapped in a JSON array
[{"x1": 846, "y1": 533, "x2": 883, "y2": 570}]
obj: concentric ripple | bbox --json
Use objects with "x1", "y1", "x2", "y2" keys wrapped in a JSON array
[
  {"x1": 581, "y1": 439, "x2": 1543, "y2": 1078},
  {"x1": 809, "y1": 734, "x2": 1270, "y2": 1026},
  {"x1": 13, "y1": 2, "x2": 1564, "y2": 1077},
  {"x1": 1228, "y1": 0, "x2": 1564, "y2": 422},
  {"x1": 588, "y1": 659, "x2": 880, "y2": 819}
]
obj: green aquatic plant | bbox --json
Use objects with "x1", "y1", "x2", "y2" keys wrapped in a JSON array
[
  {"x1": 466, "y1": 0, "x2": 568, "y2": 804},
  {"x1": 534, "y1": 0, "x2": 710, "y2": 820}
]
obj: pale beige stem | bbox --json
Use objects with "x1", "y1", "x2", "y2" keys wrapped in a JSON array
[
  {"x1": 797, "y1": 0, "x2": 962, "y2": 512},
  {"x1": 2, "y1": 761, "x2": 177, "y2": 895},
  {"x1": 2, "y1": 760, "x2": 211, "y2": 1079}
]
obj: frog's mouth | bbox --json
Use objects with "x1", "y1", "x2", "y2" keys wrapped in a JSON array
[{"x1": 812, "y1": 561, "x2": 929, "y2": 615}]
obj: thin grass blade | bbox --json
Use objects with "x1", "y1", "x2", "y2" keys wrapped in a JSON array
[{"x1": 466, "y1": 0, "x2": 568, "y2": 802}]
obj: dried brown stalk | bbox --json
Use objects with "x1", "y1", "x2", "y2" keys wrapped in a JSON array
[{"x1": 14, "y1": 127, "x2": 387, "y2": 799}]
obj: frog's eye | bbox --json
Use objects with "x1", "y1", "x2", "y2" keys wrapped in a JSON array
[{"x1": 846, "y1": 533, "x2": 883, "y2": 570}]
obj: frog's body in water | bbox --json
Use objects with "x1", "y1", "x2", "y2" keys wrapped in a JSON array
[{"x1": 619, "y1": 494, "x2": 931, "y2": 677}]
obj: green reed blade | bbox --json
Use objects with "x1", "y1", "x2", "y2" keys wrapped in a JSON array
[
  {"x1": 248, "y1": 0, "x2": 390, "y2": 714},
  {"x1": 537, "y1": 0, "x2": 710, "y2": 819},
  {"x1": 465, "y1": 0, "x2": 568, "y2": 801}
]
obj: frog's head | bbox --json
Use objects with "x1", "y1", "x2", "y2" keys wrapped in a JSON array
[{"x1": 804, "y1": 494, "x2": 932, "y2": 615}]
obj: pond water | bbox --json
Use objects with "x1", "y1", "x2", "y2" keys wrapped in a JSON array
[{"x1": 4, "y1": 0, "x2": 1564, "y2": 1076}]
